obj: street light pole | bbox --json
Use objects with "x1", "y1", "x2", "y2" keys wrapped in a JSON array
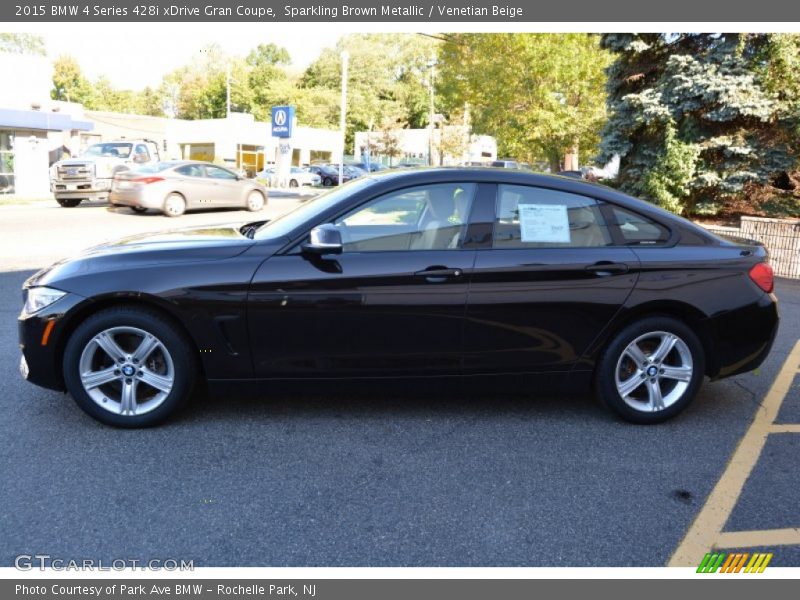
[
  {"x1": 428, "y1": 56, "x2": 436, "y2": 166},
  {"x1": 226, "y1": 64, "x2": 231, "y2": 119},
  {"x1": 339, "y1": 51, "x2": 349, "y2": 186}
]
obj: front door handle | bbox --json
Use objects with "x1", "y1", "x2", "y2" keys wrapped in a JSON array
[
  {"x1": 415, "y1": 266, "x2": 463, "y2": 283},
  {"x1": 585, "y1": 261, "x2": 630, "y2": 276}
]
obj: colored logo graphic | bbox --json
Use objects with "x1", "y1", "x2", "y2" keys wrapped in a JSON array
[{"x1": 697, "y1": 552, "x2": 773, "y2": 573}]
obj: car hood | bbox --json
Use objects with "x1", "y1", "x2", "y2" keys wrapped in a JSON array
[{"x1": 27, "y1": 223, "x2": 257, "y2": 288}]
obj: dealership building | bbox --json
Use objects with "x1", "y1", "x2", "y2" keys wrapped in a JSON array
[{"x1": 0, "y1": 52, "x2": 341, "y2": 197}]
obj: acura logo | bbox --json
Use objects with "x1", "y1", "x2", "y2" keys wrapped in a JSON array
[{"x1": 274, "y1": 110, "x2": 287, "y2": 126}]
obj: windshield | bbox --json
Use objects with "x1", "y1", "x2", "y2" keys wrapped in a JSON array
[
  {"x1": 83, "y1": 143, "x2": 133, "y2": 159},
  {"x1": 253, "y1": 178, "x2": 375, "y2": 240}
]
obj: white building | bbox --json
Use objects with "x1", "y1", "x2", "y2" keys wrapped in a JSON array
[
  {"x1": 0, "y1": 53, "x2": 93, "y2": 197},
  {"x1": 353, "y1": 126, "x2": 497, "y2": 167},
  {"x1": 79, "y1": 110, "x2": 341, "y2": 177}
]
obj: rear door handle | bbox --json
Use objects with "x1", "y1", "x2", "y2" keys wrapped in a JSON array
[
  {"x1": 585, "y1": 261, "x2": 629, "y2": 276},
  {"x1": 415, "y1": 266, "x2": 463, "y2": 283}
]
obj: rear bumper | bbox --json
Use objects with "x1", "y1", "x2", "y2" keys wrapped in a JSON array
[
  {"x1": 706, "y1": 292, "x2": 779, "y2": 380},
  {"x1": 110, "y1": 186, "x2": 165, "y2": 209}
]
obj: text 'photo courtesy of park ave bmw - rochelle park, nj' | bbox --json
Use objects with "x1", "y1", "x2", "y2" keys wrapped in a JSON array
[{"x1": 0, "y1": 2, "x2": 800, "y2": 593}]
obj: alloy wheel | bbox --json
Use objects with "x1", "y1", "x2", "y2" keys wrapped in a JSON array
[
  {"x1": 614, "y1": 331, "x2": 693, "y2": 413},
  {"x1": 78, "y1": 326, "x2": 175, "y2": 416}
]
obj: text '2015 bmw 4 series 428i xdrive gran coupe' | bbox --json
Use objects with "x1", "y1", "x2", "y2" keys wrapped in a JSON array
[{"x1": 19, "y1": 169, "x2": 778, "y2": 427}]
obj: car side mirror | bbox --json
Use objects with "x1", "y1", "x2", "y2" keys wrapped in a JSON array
[{"x1": 302, "y1": 224, "x2": 343, "y2": 255}]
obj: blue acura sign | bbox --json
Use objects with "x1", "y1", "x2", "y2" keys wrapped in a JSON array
[{"x1": 271, "y1": 106, "x2": 295, "y2": 138}]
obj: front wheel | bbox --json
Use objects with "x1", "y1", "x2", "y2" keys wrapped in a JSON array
[
  {"x1": 246, "y1": 190, "x2": 265, "y2": 212},
  {"x1": 62, "y1": 306, "x2": 197, "y2": 427},
  {"x1": 131, "y1": 206, "x2": 148, "y2": 214},
  {"x1": 595, "y1": 316, "x2": 705, "y2": 424},
  {"x1": 57, "y1": 198, "x2": 82, "y2": 208},
  {"x1": 289, "y1": 179, "x2": 299, "y2": 188}
]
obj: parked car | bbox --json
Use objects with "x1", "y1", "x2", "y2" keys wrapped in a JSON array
[
  {"x1": 19, "y1": 168, "x2": 778, "y2": 427},
  {"x1": 110, "y1": 161, "x2": 267, "y2": 217},
  {"x1": 289, "y1": 167, "x2": 321, "y2": 187},
  {"x1": 350, "y1": 161, "x2": 388, "y2": 173},
  {"x1": 309, "y1": 164, "x2": 355, "y2": 186},
  {"x1": 50, "y1": 139, "x2": 161, "y2": 208},
  {"x1": 491, "y1": 159, "x2": 521, "y2": 169}
]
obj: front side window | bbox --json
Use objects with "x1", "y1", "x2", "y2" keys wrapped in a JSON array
[
  {"x1": 493, "y1": 185, "x2": 613, "y2": 248},
  {"x1": 133, "y1": 144, "x2": 150, "y2": 163},
  {"x1": 205, "y1": 166, "x2": 237, "y2": 180},
  {"x1": 332, "y1": 183, "x2": 476, "y2": 252}
]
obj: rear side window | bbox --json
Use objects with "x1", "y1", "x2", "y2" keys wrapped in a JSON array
[
  {"x1": 493, "y1": 185, "x2": 613, "y2": 248},
  {"x1": 611, "y1": 207, "x2": 670, "y2": 245},
  {"x1": 175, "y1": 164, "x2": 205, "y2": 178}
]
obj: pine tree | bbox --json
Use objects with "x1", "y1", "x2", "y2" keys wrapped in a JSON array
[{"x1": 599, "y1": 34, "x2": 800, "y2": 215}]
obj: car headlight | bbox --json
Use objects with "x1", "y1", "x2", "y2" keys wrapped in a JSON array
[{"x1": 24, "y1": 286, "x2": 66, "y2": 315}]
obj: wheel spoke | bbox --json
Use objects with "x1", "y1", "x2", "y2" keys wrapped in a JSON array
[
  {"x1": 625, "y1": 342, "x2": 648, "y2": 366},
  {"x1": 132, "y1": 334, "x2": 159, "y2": 363},
  {"x1": 651, "y1": 334, "x2": 678, "y2": 363},
  {"x1": 139, "y1": 368, "x2": 173, "y2": 393},
  {"x1": 618, "y1": 372, "x2": 645, "y2": 397},
  {"x1": 120, "y1": 379, "x2": 138, "y2": 415},
  {"x1": 81, "y1": 366, "x2": 119, "y2": 390},
  {"x1": 646, "y1": 379, "x2": 665, "y2": 411},
  {"x1": 94, "y1": 331, "x2": 125, "y2": 362},
  {"x1": 661, "y1": 365, "x2": 692, "y2": 382}
]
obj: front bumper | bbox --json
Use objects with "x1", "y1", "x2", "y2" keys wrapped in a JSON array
[
  {"x1": 52, "y1": 178, "x2": 113, "y2": 199},
  {"x1": 18, "y1": 292, "x2": 86, "y2": 392}
]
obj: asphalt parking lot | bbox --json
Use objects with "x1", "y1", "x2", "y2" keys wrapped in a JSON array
[{"x1": 1, "y1": 197, "x2": 798, "y2": 567}]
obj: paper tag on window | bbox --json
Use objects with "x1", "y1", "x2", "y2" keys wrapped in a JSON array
[{"x1": 518, "y1": 204, "x2": 570, "y2": 243}]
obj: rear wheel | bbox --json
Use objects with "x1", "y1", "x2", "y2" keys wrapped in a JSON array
[
  {"x1": 289, "y1": 179, "x2": 299, "y2": 188},
  {"x1": 57, "y1": 198, "x2": 82, "y2": 208},
  {"x1": 595, "y1": 316, "x2": 705, "y2": 424},
  {"x1": 246, "y1": 190, "x2": 265, "y2": 212},
  {"x1": 63, "y1": 306, "x2": 197, "y2": 427},
  {"x1": 131, "y1": 206, "x2": 148, "y2": 214},
  {"x1": 323, "y1": 177, "x2": 333, "y2": 187},
  {"x1": 163, "y1": 192, "x2": 186, "y2": 217}
]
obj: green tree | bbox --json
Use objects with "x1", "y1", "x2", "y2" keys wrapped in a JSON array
[
  {"x1": 437, "y1": 34, "x2": 611, "y2": 171},
  {"x1": 599, "y1": 33, "x2": 800, "y2": 215},
  {"x1": 51, "y1": 55, "x2": 94, "y2": 104},
  {"x1": 0, "y1": 33, "x2": 45, "y2": 55},
  {"x1": 301, "y1": 34, "x2": 438, "y2": 147}
]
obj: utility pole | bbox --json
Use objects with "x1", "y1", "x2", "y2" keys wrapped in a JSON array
[
  {"x1": 226, "y1": 64, "x2": 231, "y2": 119},
  {"x1": 339, "y1": 51, "x2": 349, "y2": 186},
  {"x1": 428, "y1": 56, "x2": 436, "y2": 166}
]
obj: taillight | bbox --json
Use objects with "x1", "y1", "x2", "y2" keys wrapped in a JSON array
[
  {"x1": 132, "y1": 176, "x2": 164, "y2": 184},
  {"x1": 749, "y1": 262, "x2": 774, "y2": 293}
]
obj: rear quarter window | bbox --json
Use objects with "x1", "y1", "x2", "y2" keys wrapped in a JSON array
[{"x1": 611, "y1": 207, "x2": 670, "y2": 245}]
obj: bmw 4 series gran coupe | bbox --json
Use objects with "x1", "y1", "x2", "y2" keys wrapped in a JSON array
[{"x1": 19, "y1": 169, "x2": 778, "y2": 427}]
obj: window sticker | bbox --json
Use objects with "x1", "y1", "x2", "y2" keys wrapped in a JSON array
[{"x1": 518, "y1": 203, "x2": 570, "y2": 243}]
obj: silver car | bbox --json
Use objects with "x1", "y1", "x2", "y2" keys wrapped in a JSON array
[{"x1": 110, "y1": 161, "x2": 268, "y2": 217}]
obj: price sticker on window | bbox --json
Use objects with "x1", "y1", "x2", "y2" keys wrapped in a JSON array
[{"x1": 518, "y1": 204, "x2": 570, "y2": 243}]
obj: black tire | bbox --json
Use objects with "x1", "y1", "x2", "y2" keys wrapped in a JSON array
[
  {"x1": 289, "y1": 179, "x2": 299, "y2": 188},
  {"x1": 323, "y1": 177, "x2": 333, "y2": 187},
  {"x1": 131, "y1": 206, "x2": 148, "y2": 214},
  {"x1": 57, "y1": 198, "x2": 82, "y2": 208},
  {"x1": 595, "y1": 316, "x2": 705, "y2": 424},
  {"x1": 62, "y1": 306, "x2": 198, "y2": 427}
]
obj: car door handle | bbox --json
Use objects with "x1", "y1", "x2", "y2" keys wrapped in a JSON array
[
  {"x1": 585, "y1": 261, "x2": 630, "y2": 276},
  {"x1": 415, "y1": 266, "x2": 463, "y2": 283}
]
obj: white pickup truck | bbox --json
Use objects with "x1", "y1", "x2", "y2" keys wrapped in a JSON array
[{"x1": 50, "y1": 140, "x2": 161, "y2": 207}]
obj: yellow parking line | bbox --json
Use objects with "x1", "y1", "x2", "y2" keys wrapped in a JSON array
[
  {"x1": 769, "y1": 423, "x2": 800, "y2": 433},
  {"x1": 668, "y1": 340, "x2": 800, "y2": 566},
  {"x1": 716, "y1": 528, "x2": 800, "y2": 549}
]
